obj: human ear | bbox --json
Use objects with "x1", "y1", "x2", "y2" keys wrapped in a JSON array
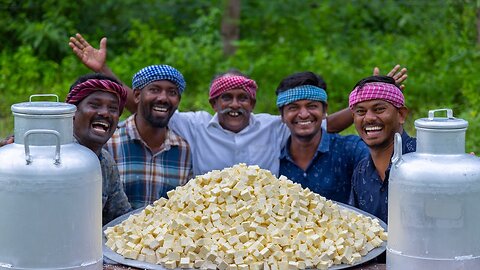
[
  {"x1": 250, "y1": 98, "x2": 256, "y2": 110},
  {"x1": 209, "y1": 98, "x2": 218, "y2": 112},
  {"x1": 398, "y1": 107, "x2": 408, "y2": 124}
]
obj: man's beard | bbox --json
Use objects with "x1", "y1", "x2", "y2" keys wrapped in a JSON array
[{"x1": 142, "y1": 103, "x2": 175, "y2": 128}]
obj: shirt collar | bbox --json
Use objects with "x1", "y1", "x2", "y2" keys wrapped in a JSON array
[
  {"x1": 400, "y1": 130, "x2": 416, "y2": 154},
  {"x1": 280, "y1": 128, "x2": 329, "y2": 159},
  {"x1": 207, "y1": 112, "x2": 258, "y2": 134},
  {"x1": 124, "y1": 114, "x2": 142, "y2": 141},
  {"x1": 400, "y1": 129, "x2": 410, "y2": 143},
  {"x1": 317, "y1": 128, "x2": 330, "y2": 153},
  {"x1": 124, "y1": 114, "x2": 181, "y2": 148}
]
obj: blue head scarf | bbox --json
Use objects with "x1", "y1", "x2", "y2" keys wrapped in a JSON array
[
  {"x1": 132, "y1": 65, "x2": 186, "y2": 94},
  {"x1": 276, "y1": 85, "x2": 327, "y2": 108}
]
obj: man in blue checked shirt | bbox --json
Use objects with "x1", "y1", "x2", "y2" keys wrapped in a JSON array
[
  {"x1": 70, "y1": 34, "x2": 194, "y2": 209},
  {"x1": 103, "y1": 65, "x2": 194, "y2": 210},
  {"x1": 275, "y1": 72, "x2": 370, "y2": 204}
]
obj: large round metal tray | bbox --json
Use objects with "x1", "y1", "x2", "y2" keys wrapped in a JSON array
[{"x1": 103, "y1": 202, "x2": 387, "y2": 269}]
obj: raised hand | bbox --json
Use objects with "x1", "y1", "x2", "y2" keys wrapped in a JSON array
[
  {"x1": 69, "y1": 33, "x2": 107, "y2": 73},
  {"x1": 373, "y1": 64, "x2": 408, "y2": 90},
  {"x1": 69, "y1": 33, "x2": 137, "y2": 113}
]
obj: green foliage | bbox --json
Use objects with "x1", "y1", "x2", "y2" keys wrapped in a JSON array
[
  {"x1": 0, "y1": 46, "x2": 67, "y2": 115},
  {"x1": 1, "y1": 0, "x2": 479, "y2": 152}
]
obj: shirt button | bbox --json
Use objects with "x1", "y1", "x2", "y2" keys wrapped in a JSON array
[{"x1": 303, "y1": 172, "x2": 307, "y2": 177}]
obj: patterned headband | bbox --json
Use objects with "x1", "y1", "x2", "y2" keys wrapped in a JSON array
[
  {"x1": 276, "y1": 85, "x2": 328, "y2": 108},
  {"x1": 349, "y1": 82, "x2": 404, "y2": 110},
  {"x1": 66, "y1": 79, "x2": 127, "y2": 113},
  {"x1": 209, "y1": 75, "x2": 258, "y2": 100},
  {"x1": 132, "y1": 65, "x2": 186, "y2": 94}
]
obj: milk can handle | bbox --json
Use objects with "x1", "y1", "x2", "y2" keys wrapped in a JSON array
[
  {"x1": 392, "y1": 133, "x2": 403, "y2": 167},
  {"x1": 29, "y1": 94, "x2": 59, "y2": 102},
  {"x1": 24, "y1": 129, "x2": 61, "y2": 165},
  {"x1": 428, "y1": 108, "x2": 453, "y2": 120}
]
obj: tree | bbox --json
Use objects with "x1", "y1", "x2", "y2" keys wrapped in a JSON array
[
  {"x1": 477, "y1": 4, "x2": 480, "y2": 45},
  {"x1": 221, "y1": 0, "x2": 241, "y2": 56}
]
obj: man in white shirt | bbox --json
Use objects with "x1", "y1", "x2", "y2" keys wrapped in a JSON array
[{"x1": 168, "y1": 72, "x2": 289, "y2": 175}]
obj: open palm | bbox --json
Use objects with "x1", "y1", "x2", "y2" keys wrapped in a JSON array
[{"x1": 69, "y1": 33, "x2": 107, "y2": 73}]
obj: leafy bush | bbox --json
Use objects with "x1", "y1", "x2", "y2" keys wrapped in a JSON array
[{"x1": 1, "y1": 0, "x2": 479, "y2": 152}]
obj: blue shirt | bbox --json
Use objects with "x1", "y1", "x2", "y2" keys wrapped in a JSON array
[
  {"x1": 349, "y1": 131, "x2": 417, "y2": 223},
  {"x1": 279, "y1": 129, "x2": 369, "y2": 204}
]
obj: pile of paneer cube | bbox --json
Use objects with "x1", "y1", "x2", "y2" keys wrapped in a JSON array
[{"x1": 105, "y1": 164, "x2": 387, "y2": 270}]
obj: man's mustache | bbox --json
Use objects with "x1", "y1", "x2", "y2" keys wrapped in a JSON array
[
  {"x1": 219, "y1": 108, "x2": 248, "y2": 115},
  {"x1": 92, "y1": 116, "x2": 113, "y2": 125}
]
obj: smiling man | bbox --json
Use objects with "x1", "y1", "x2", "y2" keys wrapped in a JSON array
[
  {"x1": 168, "y1": 72, "x2": 290, "y2": 175},
  {"x1": 66, "y1": 73, "x2": 131, "y2": 224},
  {"x1": 275, "y1": 72, "x2": 369, "y2": 204},
  {"x1": 348, "y1": 75, "x2": 416, "y2": 223},
  {"x1": 105, "y1": 65, "x2": 193, "y2": 209}
]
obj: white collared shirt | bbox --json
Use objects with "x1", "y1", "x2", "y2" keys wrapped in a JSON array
[{"x1": 169, "y1": 111, "x2": 290, "y2": 176}]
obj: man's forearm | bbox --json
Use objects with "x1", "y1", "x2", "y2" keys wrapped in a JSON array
[{"x1": 325, "y1": 108, "x2": 353, "y2": 133}]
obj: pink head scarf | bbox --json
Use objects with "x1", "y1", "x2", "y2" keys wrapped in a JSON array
[
  {"x1": 209, "y1": 75, "x2": 258, "y2": 100},
  {"x1": 349, "y1": 82, "x2": 404, "y2": 110},
  {"x1": 66, "y1": 79, "x2": 127, "y2": 113}
]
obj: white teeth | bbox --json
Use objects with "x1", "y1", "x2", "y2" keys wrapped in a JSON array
[
  {"x1": 228, "y1": 112, "x2": 239, "y2": 117},
  {"x1": 365, "y1": 126, "x2": 382, "y2": 132},
  {"x1": 296, "y1": 120, "x2": 312, "y2": 125},
  {"x1": 153, "y1": 106, "x2": 168, "y2": 112},
  {"x1": 92, "y1": 121, "x2": 109, "y2": 129}
]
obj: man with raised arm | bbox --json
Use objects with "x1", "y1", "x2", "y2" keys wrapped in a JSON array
[{"x1": 348, "y1": 75, "x2": 416, "y2": 223}]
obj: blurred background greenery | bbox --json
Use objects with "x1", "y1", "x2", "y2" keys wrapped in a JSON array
[{"x1": 1, "y1": 0, "x2": 479, "y2": 152}]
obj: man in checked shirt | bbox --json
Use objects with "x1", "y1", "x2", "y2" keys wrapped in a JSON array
[{"x1": 102, "y1": 65, "x2": 194, "y2": 209}]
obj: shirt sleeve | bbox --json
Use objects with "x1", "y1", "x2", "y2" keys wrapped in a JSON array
[
  {"x1": 169, "y1": 111, "x2": 209, "y2": 145},
  {"x1": 270, "y1": 114, "x2": 290, "y2": 149},
  {"x1": 102, "y1": 154, "x2": 132, "y2": 225}
]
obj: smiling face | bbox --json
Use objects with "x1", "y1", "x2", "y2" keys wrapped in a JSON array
[
  {"x1": 73, "y1": 91, "x2": 120, "y2": 153},
  {"x1": 281, "y1": 99, "x2": 326, "y2": 141},
  {"x1": 135, "y1": 80, "x2": 180, "y2": 128},
  {"x1": 209, "y1": 88, "x2": 255, "y2": 133},
  {"x1": 352, "y1": 99, "x2": 407, "y2": 149}
]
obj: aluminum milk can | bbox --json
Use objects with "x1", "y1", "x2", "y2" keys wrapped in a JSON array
[
  {"x1": 387, "y1": 109, "x2": 480, "y2": 269},
  {"x1": 0, "y1": 95, "x2": 103, "y2": 270}
]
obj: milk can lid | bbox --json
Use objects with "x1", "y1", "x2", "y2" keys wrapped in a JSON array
[
  {"x1": 415, "y1": 108, "x2": 468, "y2": 129},
  {"x1": 11, "y1": 94, "x2": 76, "y2": 115}
]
